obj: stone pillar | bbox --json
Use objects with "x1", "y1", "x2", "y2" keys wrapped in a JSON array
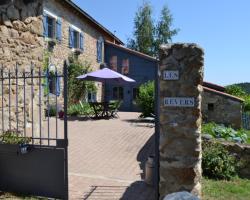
[{"x1": 159, "y1": 43, "x2": 204, "y2": 199}]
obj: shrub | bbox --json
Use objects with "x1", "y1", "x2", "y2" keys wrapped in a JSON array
[
  {"x1": 0, "y1": 130, "x2": 31, "y2": 145},
  {"x1": 202, "y1": 123, "x2": 248, "y2": 143},
  {"x1": 136, "y1": 81, "x2": 154, "y2": 117},
  {"x1": 68, "y1": 102, "x2": 93, "y2": 116},
  {"x1": 45, "y1": 105, "x2": 57, "y2": 117},
  {"x1": 202, "y1": 142, "x2": 237, "y2": 180}
]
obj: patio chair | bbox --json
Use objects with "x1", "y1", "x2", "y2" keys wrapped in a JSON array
[
  {"x1": 109, "y1": 100, "x2": 122, "y2": 118},
  {"x1": 89, "y1": 102, "x2": 103, "y2": 118}
]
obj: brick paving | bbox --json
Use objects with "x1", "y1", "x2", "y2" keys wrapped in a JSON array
[{"x1": 67, "y1": 112, "x2": 155, "y2": 200}]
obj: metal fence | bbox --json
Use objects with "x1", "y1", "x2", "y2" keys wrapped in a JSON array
[
  {"x1": 242, "y1": 112, "x2": 250, "y2": 130},
  {"x1": 0, "y1": 61, "x2": 69, "y2": 199},
  {"x1": 0, "y1": 62, "x2": 68, "y2": 146}
]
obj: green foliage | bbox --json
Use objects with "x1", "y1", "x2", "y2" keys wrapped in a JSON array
[
  {"x1": 154, "y1": 6, "x2": 179, "y2": 55},
  {"x1": 127, "y1": 1, "x2": 154, "y2": 56},
  {"x1": 202, "y1": 142, "x2": 237, "y2": 180},
  {"x1": 68, "y1": 57, "x2": 96, "y2": 104},
  {"x1": 226, "y1": 84, "x2": 250, "y2": 112},
  {"x1": 136, "y1": 81, "x2": 154, "y2": 117},
  {"x1": 233, "y1": 82, "x2": 250, "y2": 94},
  {"x1": 202, "y1": 123, "x2": 248, "y2": 143},
  {"x1": 225, "y1": 85, "x2": 246, "y2": 97},
  {"x1": 46, "y1": 105, "x2": 57, "y2": 117},
  {"x1": 127, "y1": 2, "x2": 178, "y2": 57},
  {"x1": 202, "y1": 177, "x2": 250, "y2": 200},
  {"x1": 68, "y1": 102, "x2": 94, "y2": 116},
  {"x1": 0, "y1": 130, "x2": 31, "y2": 145}
]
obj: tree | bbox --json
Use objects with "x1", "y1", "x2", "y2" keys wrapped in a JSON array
[
  {"x1": 154, "y1": 6, "x2": 179, "y2": 56},
  {"x1": 127, "y1": 2, "x2": 178, "y2": 57},
  {"x1": 127, "y1": 1, "x2": 155, "y2": 56}
]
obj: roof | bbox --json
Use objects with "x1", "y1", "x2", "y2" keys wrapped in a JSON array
[
  {"x1": 105, "y1": 40, "x2": 158, "y2": 62},
  {"x1": 203, "y1": 81, "x2": 225, "y2": 92},
  {"x1": 203, "y1": 86, "x2": 244, "y2": 102},
  {"x1": 63, "y1": 0, "x2": 123, "y2": 45}
]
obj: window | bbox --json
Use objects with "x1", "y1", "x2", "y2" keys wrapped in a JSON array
[
  {"x1": 122, "y1": 58, "x2": 129, "y2": 75},
  {"x1": 47, "y1": 16, "x2": 55, "y2": 38},
  {"x1": 69, "y1": 26, "x2": 84, "y2": 50},
  {"x1": 208, "y1": 103, "x2": 214, "y2": 111},
  {"x1": 97, "y1": 37, "x2": 104, "y2": 63},
  {"x1": 49, "y1": 76, "x2": 56, "y2": 95},
  {"x1": 87, "y1": 92, "x2": 96, "y2": 102},
  {"x1": 113, "y1": 87, "x2": 123, "y2": 100},
  {"x1": 110, "y1": 56, "x2": 117, "y2": 71},
  {"x1": 133, "y1": 88, "x2": 139, "y2": 100},
  {"x1": 43, "y1": 10, "x2": 62, "y2": 41}
]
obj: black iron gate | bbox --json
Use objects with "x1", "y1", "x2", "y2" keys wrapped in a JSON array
[{"x1": 0, "y1": 61, "x2": 69, "y2": 199}]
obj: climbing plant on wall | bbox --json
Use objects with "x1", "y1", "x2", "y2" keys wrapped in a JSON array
[{"x1": 68, "y1": 56, "x2": 96, "y2": 105}]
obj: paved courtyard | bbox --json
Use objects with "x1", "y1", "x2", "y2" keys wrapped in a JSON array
[{"x1": 67, "y1": 112, "x2": 156, "y2": 199}]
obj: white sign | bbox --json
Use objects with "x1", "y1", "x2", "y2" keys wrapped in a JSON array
[
  {"x1": 163, "y1": 70, "x2": 179, "y2": 80},
  {"x1": 164, "y1": 97, "x2": 195, "y2": 107}
]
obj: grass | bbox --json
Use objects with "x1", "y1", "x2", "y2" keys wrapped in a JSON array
[
  {"x1": 0, "y1": 192, "x2": 45, "y2": 199},
  {"x1": 246, "y1": 129, "x2": 250, "y2": 144},
  {"x1": 202, "y1": 177, "x2": 250, "y2": 200}
]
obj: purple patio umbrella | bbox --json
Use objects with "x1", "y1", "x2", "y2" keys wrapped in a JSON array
[
  {"x1": 77, "y1": 67, "x2": 136, "y2": 84},
  {"x1": 77, "y1": 68, "x2": 136, "y2": 101}
]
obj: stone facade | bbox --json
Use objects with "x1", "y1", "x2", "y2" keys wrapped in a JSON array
[
  {"x1": 0, "y1": 0, "x2": 44, "y2": 69},
  {"x1": 43, "y1": 0, "x2": 107, "y2": 101},
  {"x1": 0, "y1": 0, "x2": 44, "y2": 137},
  {"x1": 202, "y1": 89, "x2": 243, "y2": 129},
  {"x1": 0, "y1": 0, "x2": 121, "y2": 137},
  {"x1": 159, "y1": 43, "x2": 204, "y2": 199}
]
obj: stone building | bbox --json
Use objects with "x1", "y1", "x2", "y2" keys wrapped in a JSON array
[
  {"x1": 202, "y1": 82, "x2": 244, "y2": 128},
  {"x1": 0, "y1": 0, "x2": 123, "y2": 136},
  {"x1": 0, "y1": 0, "x2": 123, "y2": 100}
]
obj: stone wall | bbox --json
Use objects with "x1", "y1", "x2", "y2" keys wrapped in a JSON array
[
  {"x1": 44, "y1": 0, "x2": 105, "y2": 101},
  {"x1": 0, "y1": 0, "x2": 44, "y2": 137},
  {"x1": 202, "y1": 89, "x2": 242, "y2": 129},
  {"x1": 0, "y1": 0, "x2": 44, "y2": 69},
  {"x1": 159, "y1": 43, "x2": 204, "y2": 199}
]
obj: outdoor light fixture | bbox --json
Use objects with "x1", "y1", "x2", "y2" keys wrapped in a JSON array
[{"x1": 19, "y1": 144, "x2": 30, "y2": 155}]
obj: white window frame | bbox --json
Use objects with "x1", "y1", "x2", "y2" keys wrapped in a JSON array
[
  {"x1": 70, "y1": 25, "x2": 82, "y2": 50},
  {"x1": 44, "y1": 9, "x2": 58, "y2": 40},
  {"x1": 86, "y1": 91, "x2": 97, "y2": 102}
]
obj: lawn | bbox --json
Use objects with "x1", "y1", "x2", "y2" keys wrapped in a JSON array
[
  {"x1": 246, "y1": 129, "x2": 250, "y2": 144},
  {"x1": 1, "y1": 178, "x2": 250, "y2": 199},
  {"x1": 202, "y1": 178, "x2": 250, "y2": 200}
]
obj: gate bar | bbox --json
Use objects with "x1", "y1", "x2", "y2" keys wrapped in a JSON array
[
  {"x1": 63, "y1": 60, "x2": 69, "y2": 200},
  {"x1": 1, "y1": 67, "x2": 4, "y2": 132}
]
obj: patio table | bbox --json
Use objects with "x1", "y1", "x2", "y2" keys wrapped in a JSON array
[{"x1": 89, "y1": 102, "x2": 116, "y2": 118}]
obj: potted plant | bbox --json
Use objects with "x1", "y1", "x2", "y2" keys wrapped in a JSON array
[
  {"x1": 0, "y1": 130, "x2": 32, "y2": 155},
  {"x1": 59, "y1": 110, "x2": 64, "y2": 119}
]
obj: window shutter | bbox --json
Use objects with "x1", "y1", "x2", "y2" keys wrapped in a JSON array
[
  {"x1": 43, "y1": 14, "x2": 48, "y2": 37},
  {"x1": 97, "y1": 40, "x2": 102, "y2": 63},
  {"x1": 80, "y1": 32, "x2": 84, "y2": 50},
  {"x1": 56, "y1": 17, "x2": 62, "y2": 41},
  {"x1": 56, "y1": 76, "x2": 61, "y2": 97},
  {"x1": 69, "y1": 27, "x2": 73, "y2": 48}
]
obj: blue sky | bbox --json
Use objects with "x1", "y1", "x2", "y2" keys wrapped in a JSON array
[{"x1": 73, "y1": 0, "x2": 250, "y2": 86}]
